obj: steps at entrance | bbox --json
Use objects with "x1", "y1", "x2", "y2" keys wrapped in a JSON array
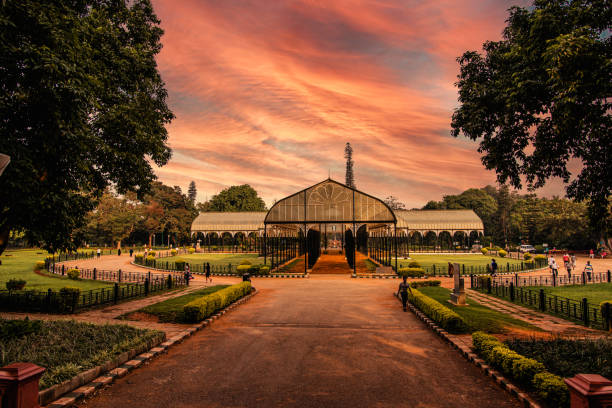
[{"x1": 310, "y1": 253, "x2": 353, "y2": 274}]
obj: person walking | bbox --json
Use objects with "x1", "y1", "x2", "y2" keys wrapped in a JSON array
[
  {"x1": 571, "y1": 254, "x2": 577, "y2": 270},
  {"x1": 117, "y1": 248, "x2": 121, "y2": 256},
  {"x1": 584, "y1": 261, "x2": 593, "y2": 281},
  {"x1": 96, "y1": 248, "x2": 101, "y2": 258},
  {"x1": 205, "y1": 262, "x2": 211, "y2": 283},
  {"x1": 589, "y1": 249, "x2": 594, "y2": 259},
  {"x1": 396, "y1": 275, "x2": 412, "y2": 312},
  {"x1": 550, "y1": 258, "x2": 558, "y2": 279},
  {"x1": 184, "y1": 263, "x2": 191, "y2": 286},
  {"x1": 129, "y1": 248, "x2": 133, "y2": 257},
  {"x1": 491, "y1": 258, "x2": 498, "y2": 276}
]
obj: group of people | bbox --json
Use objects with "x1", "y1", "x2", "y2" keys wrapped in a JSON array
[{"x1": 548, "y1": 253, "x2": 595, "y2": 281}]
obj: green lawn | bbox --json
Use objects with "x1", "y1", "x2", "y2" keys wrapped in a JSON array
[
  {"x1": 0, "y1": 249, "x2": 114, "y2": 291},
  {"x1": 398, "y1": 254, "x2": 528, "y2": 274},
  {"x1": 0, "y1": 318, "x2": 162, "y2": 390},
  {"x1": 174, "y1": 253, "x2": 264, "y2": 266},
  {"x1": 527, "y1": 283, "x2": 612, "y2": 305},
  {"x1": 127, "y1": 285, "x2": 229, "y2": 323},
  {"x1": 418, "y1": 286, "x2": 542, "y2": 334}
]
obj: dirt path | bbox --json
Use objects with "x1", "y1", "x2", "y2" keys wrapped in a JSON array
[{"x1": 78, "y1": 276, "x2": 519, "y2": 408}]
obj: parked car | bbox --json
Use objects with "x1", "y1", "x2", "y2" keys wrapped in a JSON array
[{"x1": 519, "y1": 244, "x2": 536, "y2": 253}]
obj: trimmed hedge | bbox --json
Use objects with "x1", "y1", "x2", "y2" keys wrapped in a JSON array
[
  {"x1": 174, "y1": 258, "x2": 186, "y2": 271},
  {"x1": 239, "y1": 259, "x2": 252, "y2": 266},
  {"x1": 409, "y1": 280, "x2": 441, "y2": 288},
  {"x1": 524, "y1": 253, "x2": 533, "y2": 260},
  {"x1": 188, "y1": 248, "x2": 195, "y2": 254},
  {"x1": 34, "y1": 261, "x2": 46, "y2": 271},
  {"x1": 534, "y1": 254, "x2": 547, "y2": 261},
  {"x1": 498, "y1": 249, "x2": 507, "y2": 257},
  {"x1": 472, "y1": 332, "x2": 568, "y2": 407},
  {"x1": 398, "y1": 267, "x2": 426, "y2": 278},
  {"x1": 236, "y1": 265, "x2": 250, "y2": 273},
  {"x1": 407, "y1": 261, "x2": 421, "y2": 268},
  {"x1": 67, "y1": 269, "x2": 80, "y2": 280},
  {"x1": 407, "y1": 289, "x2": 468, "y2": 333},
  {"x1": 170, "y1": 249, "x2": 178, "y2": 256},
  {"x1": 481, "y1": 248, "x2": 488, "y2": 255},
  {"x1": 183, "y1": 282, "x2": 252, "y2": 322},
  {"x1": 135, "y1": 254, "x2": 144, "y2": 264}
]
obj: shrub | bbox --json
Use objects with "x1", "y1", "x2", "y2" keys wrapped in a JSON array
[
  {"x1": 170, "y1": 249, "x2": 178, "y2": 256},
  {"x1": 236, "y1": 265, "x2": 250, "y2": 273},
  {"x1": 34, "y1": 261, "x2": 46, "y2": 271},
  {"x1": 248, "y1": 264, "x2": 261, "y2": 275},
  {"x1": 259, "y1": 265, "x2": 270, "y2": 275},
  {"x1": 498, "y1": 249, "x2": 507, "y2": 258},
  {"x1": 174, "y1": 259, "x2": 186, "y2": 271},
  {"x1": 67, "y1": 269, "x2": 80, "y2": 280},
  {"x1": 481, "y1": 248, "x2": 488, "y2": 255},
  {"x1": 409, "y1": 280, "x2": 441, "y2": 288},
  {"x1": 398, "y1": 267, "x2": 426, "y2": 278},
  {"x1": 146, "y1": 255, "x2": 156, "y2": 267},
  {"x1": 524, "y1": 260, "x2": 535, "y2": 268},
  {"x1": 0, "y1": 317, "x2": 42, "y2": 340},
  {"x1": 239, "y1": 259, "x2": 252, "y2": 266},
  {"x1": 407, "y1": 289, "x2": 468, "y2": 333},
  {"x1": 533, "y1": 372, "x2": 569, "y2": 407},
  {"x1": 407, "y1": 261, "x2": 421, "y2": 268},
  {"x1": 148, "y1": 251, "x2": 156, "y2": 257},
  {"x1": 183, "y1": 282, "x2": 252, "y2": 322},
  {"x1": 134, "y1": 254, "x2": 144, "y2": 264},
  {"x1": 534, "y1": 254, "x2": 547, "y2": 261},
  {"x1": 523, "y1": 253, "x2": 532, "y2": 260},
  {"x1": 6, "y1": 279, "x2": 26, "y2": 291},
  {"x1": 188, "y1": 248, "x2": 195, "y2": 254}
]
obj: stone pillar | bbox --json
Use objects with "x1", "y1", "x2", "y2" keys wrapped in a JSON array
[
  {"x1": 565, "y1": 374, "x2": 612, "y2": 408},
  {"x1": 0, "y1": 362, "x2": 46, "y2": 408},
  {"x1": 449, "y1": 263, "x2": 467, "y2": 306}
]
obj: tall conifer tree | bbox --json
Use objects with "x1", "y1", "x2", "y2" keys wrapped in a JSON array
[{"x1": 344, "y1": 143, "x2": 355, "y2": 188}]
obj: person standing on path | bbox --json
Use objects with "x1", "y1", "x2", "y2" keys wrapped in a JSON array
[
  {"x1": 550, "y1": 258, "x2": 559, "y2": 278},
  {"x1": 396, "y1": 276, "x2": 412, "y2": 312},
  {"x1": 590, "y1": 249, "x2": 594, "y2": 259},
  {"x1": 97, "y1": 248, "x2": 101, "y2": 258},
  {"x1": 571, "y1": 253, "x2": 577, "y2": 270},
  {"x1": 118, "y1": 248, "x2": 121, "y2": 256},
  {"x1": 490, "y1": 259, "x2": 498, "y2": 276},
  {"x1": 205, "y1": 262, "x2": 211, "y2": 283},
  {"x1": 129, "y1": 248, "x2": 133, "y2": 257},
  {"x1": 584, "y1": 261, "x2": 593, "y2": 281}
]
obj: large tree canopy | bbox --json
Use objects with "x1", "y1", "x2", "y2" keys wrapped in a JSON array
[
  {"x1": 0, "y1": 0, "x2": 174, "y2": 253},
  {"x1": 451, "y1": 0, "x2": 611, "y2": 245},
  {"x1": 205, "y1": 185, "x2": 266, "y2": 212}
]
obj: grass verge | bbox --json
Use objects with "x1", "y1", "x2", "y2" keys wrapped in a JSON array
[
  {"x1": 126, "y1": 285, "x2": 229, "y2": 323},
  {"x1": 526, "y1": 283, "x2": 612, "y2": 305},
  {"x1": 419, "y1": 286, "x2": 542, "y2": 334},
  {"x1": 0, "y1": 318, "x2": 162, "y2": 389}
]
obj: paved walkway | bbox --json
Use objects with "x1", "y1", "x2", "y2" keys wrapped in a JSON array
[
  {"x1": 466, "y1": 289, "x2": 601, "y2": 337},
  {"x1": 77, "y1": 276, "x2": 519, "y2": 408}
]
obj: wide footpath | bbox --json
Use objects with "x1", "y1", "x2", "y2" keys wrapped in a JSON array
[{"x1": 78, "y1": 274, "x2": 519, "y2": 408}]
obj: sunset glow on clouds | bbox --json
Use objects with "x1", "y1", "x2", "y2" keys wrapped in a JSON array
[{"x1": 151, "y1": 0, "x2": 543, "y2": 207}]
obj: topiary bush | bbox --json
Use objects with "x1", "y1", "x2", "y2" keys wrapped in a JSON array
[
  {"x1": 409, "y1": 280, "x2": 441, "y2": 288},
  {"x1": 498, "y1": 249, "x2": 507, "y2": 258},
  {"x1": 407, "y1": 289, "x2": 469, "y2": 333},
  {"x1": 148, "y1": 251, "x2": 156, "y2": 257},
  {"x1": 398, "y1": 267, "x2": 426, "y2": 278},
  {"x1": 174, "y1": 259, "x2": 186, "y2": 271},
  {"x1": 523, "y1": 253, "x2": 532, "y2": 260},
  {"x1": 146, "y1": 255, "x2": 156, "y2": 267},
  {"x1": 236, "y1": 265, "x2": 250, "y2": 274},
  {"x1": 134, "y1": 254, "x2": 144, "y2": 264},
  {"x1": 259, "y1": 265, "x2": 270, "y2": 275},
  {"x1": 248, "y1": 264, "x2": 261, "y2": 275},
  {"x1": 239, "y1": 259, "x2": 252, "y2": 266},
  {"x1": 481, "y1": 248, "x2": 488, "y2": 255},
  {"x1": 170, "y1": 249, "x2": 178, "y2": 256},
  {"x1": 6, "y1": 278, "x2": 26, "y2": 291},
  {"x1": 34, "y1": 261, "x2": 46, "y2": 271},
  {"x1": 188, "y1": 248, "x2": 195, "y2": 254},
  {"x1": 183, "y1": 282, "x2": 252, "y2": 322},
  {"x1": 533, "y1": 372, "x2": 569, "y2": 407},
  {"x1": 534, "y1": 254, "x2": 547, "y2": 261},
  {"x1": 407, "y1": 261, "x2": 421, "y2": 268},
  {"x1": 67, "y1": 269, "x2": 80, "y2": 280}
]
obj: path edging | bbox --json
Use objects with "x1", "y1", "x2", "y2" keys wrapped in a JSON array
[
  {"x1": 395, "y1": 294, "x2": 542, "y2": 408},
  {"x1": 43, "y1": 288, "x2": 259, "y2": 408}
]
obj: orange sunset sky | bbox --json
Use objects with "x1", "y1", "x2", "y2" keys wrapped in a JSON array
[{"x1": 150, "y1": 0, "x2": 565, "y2": 207}]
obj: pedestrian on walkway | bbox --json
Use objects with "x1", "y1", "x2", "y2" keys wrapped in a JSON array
[
  {"x1": 97, "y1": 248, "x2": 101, "y2": 258},
  {"x1": 565, "y1": 259, "x2": 572, "y2": 279},
  {"x1": 584, "y1": 261, "x2": 593, "y2": 281},
  {"x1": 118, "y1": 248, "x2": 121, "y2": 256},
  {"x1": 551, "y1": 258, "x2": 558, "y2": 278},
  {"x1": 205, "y1": 262, "x2": 211, "y2": 283},
  {"x1": 129, "y1": 248, "x2": 134, "y2": 257},
  {"x1": 590, "y1": 249, "x2": 594, "y2": 259},
  {"x1": 396, "y1": 276, "x2": 412, "y2": 312},
  {"x1": 490, "y1": 259, "x2": 498, "y2": 276},
  {"x1": 571, "y1": 253, "x2": 577, "y2": 270}
]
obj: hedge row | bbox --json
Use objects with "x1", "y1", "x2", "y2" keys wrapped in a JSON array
[
  {"x1": 407, "y1": 289, "x2": 468, "y2": 333},
  {"x1": 183, "y1": 282, "x2": 252, "y2": 322},
  {"x1": 409, "y1": 280, "x2": 441, "y2": 288},
  {"x1": 397, "y1": 267, "x2": 426, "y2": 278},
  {"x1": 472, "y1": 332, "x2": 568, "y2": 407}
]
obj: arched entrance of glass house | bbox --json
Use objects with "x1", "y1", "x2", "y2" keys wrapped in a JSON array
[{"x1": 264, "y1": 179, "x2": 397, "y2": 275}]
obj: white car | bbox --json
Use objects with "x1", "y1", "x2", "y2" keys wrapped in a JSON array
[{"x1": 519, "y1": 244, "x2": 536, "y2": 253}]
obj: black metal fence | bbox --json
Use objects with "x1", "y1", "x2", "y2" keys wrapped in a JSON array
[
  {"x1": 48, "y1": 263, "x2": 179, "y2": 283},
  {"x1": 0, "y1": 274, "x2": 185, "y2": 314},
  {"x1": 472, "y1": 273, "x2": 612, "y2": 330},
  {"x1": 135, "y1": 258, "x2": 245, "y2": 275},
  {"x1": 398, "y1": 258, "x2": 548, "y2": 276},
  {"x1": 484, "y1": 270, "x2": 612, "y2": 288}
]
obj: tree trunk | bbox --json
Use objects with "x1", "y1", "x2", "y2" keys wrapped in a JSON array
[
  {"x1": 0, "y1": 224, "x2": 9, "y2": 256},
  {"x1": 148, "y1": 232, "x2": 153, "y2": 248}
]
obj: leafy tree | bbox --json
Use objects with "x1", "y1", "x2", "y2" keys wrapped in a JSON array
[
  {"x1": 344, "y1": 143, "x2": 355, "y2": 188},
  {"x1": 188, "y1": 181, "x2": 197, "y2": 203},
  {"x1": 451, "y1": 0, "x2": 611, "y2": 249},
  {"x1": 0, "y1": 0, "x2": 173, "y2": 254},
  {"x1": 206, "y1": 185, "x2": 266, "y2": 212},
  {"x1": 384, "y1": 196, "x2": 406, "y2": 210}
]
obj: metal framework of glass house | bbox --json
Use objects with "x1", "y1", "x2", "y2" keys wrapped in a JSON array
[{"x1": 190, "y1": 179, "x2": 484, "y2": 274}]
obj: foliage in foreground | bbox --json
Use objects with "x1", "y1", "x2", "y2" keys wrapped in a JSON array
[
  {"x1": 136, "y1": 285, "x2": 229, "y2": 322},
  {"x1": 505, "y1": 336, "x2": 612, "y2": 379},
  {"x1": 472, "y1": 332, "x2": 568, "y2": 407},
  {"x1": 0, "y1": 319, "x2": 162, "y2": 389}
]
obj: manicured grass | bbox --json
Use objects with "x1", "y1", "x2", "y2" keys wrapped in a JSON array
[
  {"x1": 0, "y1": 249, "x2": 114, "y2": 291},
  {"x1": 171, "y1": 253, "x2": 264, "y2": 267},
  {"x1": 278, "y1": 258, "x2": 300, "y2": 273},
  {"x1": 130, "y1": 285, "x2": 229, "y2": 322},
  {"x1": 527, "y1": 283, "x2": 612, "y2": 305},
  {"x1": 401, "y1": 254, "x2": 525, "y2": 269},
  {"x1": 364, "y1": 259, "x2": 377, "y2": 271},
  {"x1": 0, "y1": 318, "x2": 162, "y2": 389},
  {"x1": 418, "y1": 286, "x2": 542, "y2": 334}
]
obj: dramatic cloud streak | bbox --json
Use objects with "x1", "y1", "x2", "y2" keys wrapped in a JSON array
[{"x1": 151, "y1": 0, "x2": 550, "y2": 207}]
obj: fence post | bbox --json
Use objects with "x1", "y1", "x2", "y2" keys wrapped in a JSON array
[
  {"x1": 582, "y1": 298, "x2": 589, "y2": 326},
  {"x1": 539, "y1": 289, "x2": 546, "y2": 311},
  {"x1": 603, "y1": 303, "x2": 611, "y2": 332},
  {"x1": 93, "y1": 268, "x2": 97, "y2": 280},
  {"x1": 487, "y1": 277, "x2": 492, "y2": 294},
  {"x1": 113, "y1": 283, "x2": 119, "y2": 304},
  {"x1": 144, "y1": 278, "x2": 149, "y2": 296},
  {"x1": 582, "y1": 271, "x2": 587, "y2": 285},
  {"x1": 167, "y1": 274, "x2": 172, "y2": 289},
  {"x1": 608, "y1": 270, "x2": 611, "y2": 283},
  {"x1": 510, "y1": 282, "x2": 515, "y2": 301},
  {"x1": 118, "y1": 269, "x2": 122, "y2": 283},
  {"x1": 61, "y1": 265, "x2": 65, "y2": 276},
  {"x1": 470, "y1": 274, "x2": 474, "y2": 288}
]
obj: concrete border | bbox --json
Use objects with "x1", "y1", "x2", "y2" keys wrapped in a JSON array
[
  {"x1": 42, "y1": 288, "x2": 259, "y2": 408},
  {"x1": 395, "y1": 294, "x2": 542, "y2": 408}
]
